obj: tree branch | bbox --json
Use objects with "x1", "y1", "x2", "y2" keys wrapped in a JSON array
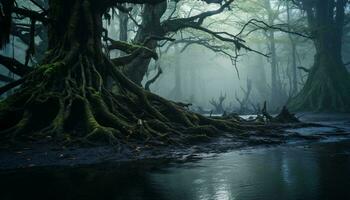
[
  {"x1": 236, "y1": 18, "x2": 312, "y2": 39},
  {"x1": 0, "y1": 74, "x2": 14, "y2": 82},
  {"x1": 12, "y1": 7, "x2": 49, "y2": 23},
  {"x1": 107, "y1": 38, "x2": 159, "y2": 61},
  {"x1": 0, "y1": 78, "x2": 25, "y2": 96},
  {"x1": 161, "y1": 0, "x2": 234, "y2": 33},
  {"x1": 145, "y1": 66, "x2": 162, "y2": 91},
  {"x1": 0, "y1": 54, "x2": 32, "y2": 76}
]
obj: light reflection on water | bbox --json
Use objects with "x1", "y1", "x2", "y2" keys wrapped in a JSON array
[
  {"x1": 1, "y1": 140, "x2": 350, "y2": 200},
  {"x1": 149, "y1": 145, "x2": 321, "y2": 200}
]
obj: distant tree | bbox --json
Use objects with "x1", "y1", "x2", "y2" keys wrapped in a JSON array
[{"x1": 210, "y1": 93, "x2": 227, "y2": 114}]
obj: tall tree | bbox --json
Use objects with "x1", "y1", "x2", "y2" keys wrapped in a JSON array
[{"x1": 289, "y1": 0, "x2": 350, "y2": 111}]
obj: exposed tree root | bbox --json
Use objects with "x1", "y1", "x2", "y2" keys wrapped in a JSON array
[
  {"x1": 288, "y1": 53, "x2": 350, "y2": 112},
  {"x1": 289, "y1": 75, "x2": 350, "y2": 112},
  {"x1": 0, "y1": 50, "x2": 262, "y2": 147}
]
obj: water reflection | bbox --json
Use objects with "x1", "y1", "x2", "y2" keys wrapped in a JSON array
[
  {"x1": 0, "y1": 161, "x2": 168, "y2": 200},
  {"x1": 1, "y1": 140, "x2": 350, "y2": 200}
]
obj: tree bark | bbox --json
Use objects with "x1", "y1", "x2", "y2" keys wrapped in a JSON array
[
  {"x1": 289, "y1": 0, "x2": 350, "y2": 111},
  {"x1": 123, "y1": 2, "x2": 167, "y2": 85}
]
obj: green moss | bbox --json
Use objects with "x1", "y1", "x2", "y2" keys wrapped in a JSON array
[
  {"x1": 39, "y1": 61, "x2": 65, "y2": 77},
  {"x1": 83, "y1": 99, "x2": 100, "y2": 131},
  {"x1": 111, "y1": 40, "x2": 141, "y2": 53},
  {"x1": 110, "y1": 40, "x2": 156, "y2": 58}
]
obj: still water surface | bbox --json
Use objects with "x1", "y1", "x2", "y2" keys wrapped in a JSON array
[{"x1": 1, "y1": 140, "x2": 350, "y2": 200}]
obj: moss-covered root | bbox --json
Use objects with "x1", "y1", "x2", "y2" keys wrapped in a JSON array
[
  {"x1": 0, "y1": 54, "x2": 250, "y2": 147},
  {"x1": 289, "y1": 59, "x2": 350, "y2": 112}
]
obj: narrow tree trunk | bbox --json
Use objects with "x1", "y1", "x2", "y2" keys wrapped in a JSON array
[
  {"x1": 264, "y1": 0, "x2": 290, "y2": 110},
  {"x1": 268, "y1": 30, "x2": 279, "y2": 105},
  {"x1": 188, "y1": 65, "x2": 197, "y2": 103},
  {"x1": 290, "y1": 42, "x2": 297, "y2": 95},
  {"x1": 173, "y1": 45, "x2": 182, "y2": 100},
  {"x1": 287, "y1": 2, "x2": 298, "y2": 95},
  {"x1": 252, "y1": 44, "x2": 269, "y2": 101}
]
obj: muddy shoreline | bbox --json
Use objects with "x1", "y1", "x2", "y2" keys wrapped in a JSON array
[{"x1": 1, "y1": 113, "x2": 349, "y2": 170}]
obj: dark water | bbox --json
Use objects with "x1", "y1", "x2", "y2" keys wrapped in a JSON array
[{"x1": 1, "y1": 140, "x2": 350, "y2": 200}]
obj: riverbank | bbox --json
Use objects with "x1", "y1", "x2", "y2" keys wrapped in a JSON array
[{"x1": 0, "y1": 113, "x2": 349, "y2": 170}]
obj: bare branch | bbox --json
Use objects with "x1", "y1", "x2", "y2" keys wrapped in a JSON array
[
  {"x1": 12, "y1": 7, "x2": 49, "y2": 23},
  {"x1": 0, "y1": 77, "x2": 25, "y2": 96},
  {"x1": 0, "y1": 74, "x2": 14, "y2": 82},
  {"x1": 145, "y1": 66, "x2": 162, "y2": 91},
  {"x1": 0, "y1": 54, "x2": 32, "y2": 76},
  {"x1": 236, "y1": 18, "x2": 312, "y2": 39}
]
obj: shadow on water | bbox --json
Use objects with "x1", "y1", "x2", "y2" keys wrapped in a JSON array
[
  {"x1": 1, "y1": 140, "x2": 350, "y2": 200},
  {"x1": 0, "y1": 160, "x2": 170, "y2": 200}
]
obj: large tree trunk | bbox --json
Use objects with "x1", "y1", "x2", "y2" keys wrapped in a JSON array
[
  {"x1": 289, "y1": 0, "x2": 350, "y2": 112},
  {"x1": 123, "y1": 2, "x2": 167, "y2": 85},
  {"x1": 1, "y1": 0, "x2": 118, "y2": 142},
  {"x1": 0, "y1": 0, "x2": 242, "y2": 144}
]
